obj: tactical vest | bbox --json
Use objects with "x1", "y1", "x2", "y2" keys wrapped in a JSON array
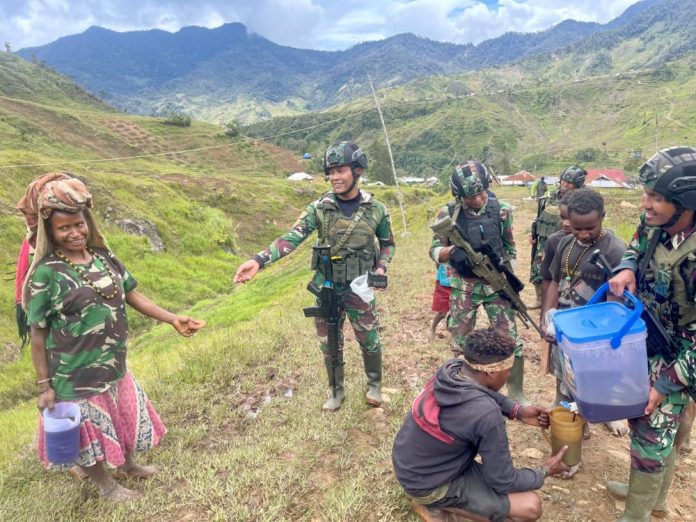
[
  {"x1": 447, "y1": 196, "x2": 505, "y2": 278},
  {"x1": 639, "y1": 229, "x2": 696, "y2": 335},
  {"x1": 314, "y1": 197, "x2": 378, "y2": 284},
  {"x1": 536, "y1": 194, "x2": 561, "y2": 240}
]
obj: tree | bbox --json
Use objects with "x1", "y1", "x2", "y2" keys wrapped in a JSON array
[
  {"x1": 4, "y1": 41, "x2": 11, "y2": 53},
  {"x1": 368, "y1": 138, "x2": 393, "y2": 185}
]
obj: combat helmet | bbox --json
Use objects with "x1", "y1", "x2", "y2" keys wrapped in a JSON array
[
  {"x1": 322, "y1": 141, "x2": 368, "y2": 176},
  {"x1": 451, "y1": 161, "x2": 486, "y2": 198},
  {"x1": 639, "y1": 146, "x2": 696, "y2": 210},
  {"x1": 559, "y1": 166, "x2": 587, "y2": 188}
]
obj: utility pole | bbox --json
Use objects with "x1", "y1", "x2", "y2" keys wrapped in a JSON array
[{"x1": 368, "y1": 74, "x2": 408, "y2": 233}]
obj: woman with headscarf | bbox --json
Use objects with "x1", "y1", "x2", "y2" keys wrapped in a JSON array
[
  {"x1": 15, "y1": 172, "x2": 73, "y2": 347},
  {"x1": 23, "y1": 177, "x2": 205, "y2": 501}
]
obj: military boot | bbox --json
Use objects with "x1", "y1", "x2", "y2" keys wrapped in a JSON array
[
  {"x1": 362, "y1": 350, "x2": 383, "y2": 406},
  {"x1": 652, "y1": 450, "x2": 676, "y2": 518},
  {"x1": 322, "y1": 358, "x2": 345, "y2": 412},
  {"x1": 609, "y1": 451, "x2": 675, "y2": 519},
  {"x1": 528, "y1": 284, "x2": 543, "y2": 310},
  {"x1": 616, "y1": 469, "x2": 664, "y2": 522},
  {"x1": 506, "y1": 356, "x2": 529, "y2": 405}
]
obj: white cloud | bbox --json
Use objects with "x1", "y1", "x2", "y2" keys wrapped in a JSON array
[{"x1": 1, "y1": 0, "x2": 641, "y2": 52}]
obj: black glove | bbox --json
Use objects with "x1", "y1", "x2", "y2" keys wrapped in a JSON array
[{"x1": 449, "y1": 246, "x2": 472, "y2": 275}]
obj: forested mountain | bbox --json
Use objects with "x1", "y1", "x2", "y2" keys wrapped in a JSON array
[{"x1": 16, "y1": 0, "x2": 681, "y2": 124}]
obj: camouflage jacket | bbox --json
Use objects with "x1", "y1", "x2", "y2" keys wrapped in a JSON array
[
  {"x1": 254, "y1": 190, "x2": 395, "y2": 277},
  {"x1": 430, "y1": 198, "x2": 516, "y2": 290},
  {"x1": 614, "y1": 212, "x2": 696, "y2": 397},
  {"x1": 25, "y1": 249, "x2": 137, "y2": 400}
]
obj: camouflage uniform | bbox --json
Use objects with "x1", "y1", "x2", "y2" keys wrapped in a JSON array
[
  {"x1": 614, "y1": 213, "x2": 696, "y2": 473},
  {"x1": 529, "y1": 191, "x2": 562, "y2": 286},
  {"x1": 254, "y1": 189, "x2": 395, "y2": 357},
  {"x1": 25, "y1": 249, "x2": 137, "y2": 400},
  {"x1": 430, "y1": 197, "x2": 521, "y2": 356}
]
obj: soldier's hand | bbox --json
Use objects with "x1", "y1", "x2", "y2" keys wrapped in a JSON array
[
  {"x1": 608, "y1": 269, "x2": 636, "y2": 297},
  {"x1": 234, "y1": 259, "x2": 260, "y2": 284},
  {"x1": 528, "y1": 233, "x2": 536, "y2": 244},
  {"x1": 644, "y1": 387, "x2": 666, "y2": 415}
]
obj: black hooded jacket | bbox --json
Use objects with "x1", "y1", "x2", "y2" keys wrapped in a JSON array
[{"x1": 392, "y1": 360, "x2": 544, "y2": 496}]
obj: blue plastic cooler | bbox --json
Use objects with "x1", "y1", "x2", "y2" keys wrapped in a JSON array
[{"x1": 552, "y1": 283, "x2": 649, "y2": 423}]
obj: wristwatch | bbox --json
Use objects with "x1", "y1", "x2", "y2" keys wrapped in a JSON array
[{"x1": 542, "y1": 467, "x2": 550, "y2": 478}]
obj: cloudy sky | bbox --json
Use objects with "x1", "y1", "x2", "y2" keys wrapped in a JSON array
[{"x1": 4, "y1": 0, "x2": 640, "y2": 51}]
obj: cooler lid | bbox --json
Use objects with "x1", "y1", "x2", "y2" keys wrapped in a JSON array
[{"x1": 552, "y1": 302, "x2": 646, "y2": 344}]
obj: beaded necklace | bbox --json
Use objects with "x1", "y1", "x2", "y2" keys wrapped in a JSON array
[
  {"x1": 563, "y1": 230, "x2": 605, "y2": 281},
  {"x1": 55, "y1": 248, "x2": 119, "y2": 300}
]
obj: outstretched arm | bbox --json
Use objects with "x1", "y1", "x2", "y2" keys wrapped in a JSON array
[{"x1": 126, "y1": 291, "x2": 205, "y2": 336}]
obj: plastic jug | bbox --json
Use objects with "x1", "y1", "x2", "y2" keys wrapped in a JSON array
[
  {"x1": 552, "y1": 283, "x2": 649, "y2": 423},
  {"x1": 43, "y1": 402, "x2": 81, "y2": 464},
  {"x1": 542, "y1": 407, "x2": 585, "y2": 466}
]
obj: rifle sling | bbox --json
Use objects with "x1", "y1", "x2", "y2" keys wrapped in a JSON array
[{"x1": 636, "y1": 227, "x2": 661, "y2": 287}]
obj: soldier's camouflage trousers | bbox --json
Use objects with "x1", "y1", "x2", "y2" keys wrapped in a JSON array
[
  {"x1": 314, "y1": 288, "x2": 381, "y2": 355},
  {"x1": 628, "y1": 353, "x2": 691, "y2": 473},
  {"x1": 448, "y1": 280, "x2": 523, "y2": 357},
  {"x1": 528, "y1": 236, "x2": 548, "y2": 285}
]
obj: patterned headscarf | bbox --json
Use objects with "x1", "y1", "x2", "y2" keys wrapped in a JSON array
[
  {"x1": 37, "y1": 177, "x2": 93, "y2": 219},
  {"x1": 16, "y1": 172, "x2": 73, "y2": 232},
  {"x1": 22, "y1": 177, "x2": 108, "y2": 309}
]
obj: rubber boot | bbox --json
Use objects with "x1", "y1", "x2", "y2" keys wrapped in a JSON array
[
  {"x1": 528, "y1": 284, "x2": 543, "y2": 310},
  {"x1": 652, "y1": 450, "x2": 676, "y2": 518},
  {"x1": 322, "y1": 358, "x2": 345, "y2": 412},
  {"x1": 506, "y1": 356, "x2": 529, "y2": 405},
  {"x1": 609, "y1": 452, "x2": 674, "y2": 519},
  {"x1": 616, "y1": 469, "x2": 664, "y2": 522},
  {"x1": 362, "y1": 350, "x2": 383, "y2": 407}
]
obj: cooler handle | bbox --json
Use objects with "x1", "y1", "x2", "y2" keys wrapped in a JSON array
[{"x1": 587, "y1": 282, "x2": 644, "y2": 349}]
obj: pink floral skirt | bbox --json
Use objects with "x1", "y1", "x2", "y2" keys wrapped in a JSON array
[{"x1": 38, "y1": 371, "x2": 166, "y2": 470}]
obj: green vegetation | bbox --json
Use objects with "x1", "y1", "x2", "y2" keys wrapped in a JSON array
[{"x1": 245, "y1": 53, "x2": 696, "y2": 181}]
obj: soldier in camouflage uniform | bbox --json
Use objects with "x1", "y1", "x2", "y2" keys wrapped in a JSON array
[
  {"x1": 528, "y1": 166, "x2": 586, "y2": 309},
  {"x1": 234, "y1": 141, "x2": 395, "y2": 411},
  {"x1": 430, "y1": 162, "x2": 528, "y2": 403},
  {"x1": 608, "y1": 146, "x2": 696, "y2": 521}
]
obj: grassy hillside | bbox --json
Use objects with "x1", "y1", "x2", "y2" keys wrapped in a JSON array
[
  {"x1": 0, "y1": 52, "x2": 332, "y2": 470},
  {"x1": 244, "y1": 53, "x2": 696, "y2": 181}
]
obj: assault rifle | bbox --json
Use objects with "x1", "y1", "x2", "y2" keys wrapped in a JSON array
[
  {"x1": 590, "y1": 249, "x2": 696, "y2": 402},
  {"x1": 303, "y1": 246, "x2": 344, "y2": 398},
  {"x1": 431, "y1": 214, "x2": 543, "y2": 337},
  {"x1": 529, "y1": 196, "x2": 547, "y2": 270}
]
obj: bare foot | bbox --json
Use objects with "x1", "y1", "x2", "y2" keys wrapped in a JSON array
[
  {"x1": 559, "y1": 462, "x2": 582, "y2": 479},
  {"x1": 411, "y1": 501, "x2": 448, "y2": 522},
  {"x1": 69, "y1": 466, "x2": 88, "y2": 480},
  {"x1": 115, "y1": 463, "x2": 158, "y2": 479},
  {"x1": 605, "y1": 420, "x2": 629, "y2": 437},
  {"x1": 100, "y1": 483, "x2": 141, "y2": 502}
]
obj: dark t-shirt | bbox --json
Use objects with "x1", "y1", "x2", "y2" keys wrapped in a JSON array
[
  {"x1": 540, "y1": 230, "x2": 570, "y2": 281},
  {"x1": 335, "y1": 193, "x2": 362, "y2": 217},
  {"x1": 550, "y1": 230, "x2": 626, "y2": 309}
]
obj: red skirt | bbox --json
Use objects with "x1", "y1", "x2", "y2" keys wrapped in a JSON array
[
  {"x1": 431, "y1": 281, "x2": 452, "y2": 313},
  {"x1": 38, "y1": 371, "x2": 166, "y2": 470}
]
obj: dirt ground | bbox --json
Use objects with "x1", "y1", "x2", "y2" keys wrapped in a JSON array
[{"x1": 390, "y1": 193, "x2": 696, "y2": 522}]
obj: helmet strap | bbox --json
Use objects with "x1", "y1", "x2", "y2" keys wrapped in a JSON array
[{"x1": 663, "y1": 204, "x2": 684, "y2": 229}]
